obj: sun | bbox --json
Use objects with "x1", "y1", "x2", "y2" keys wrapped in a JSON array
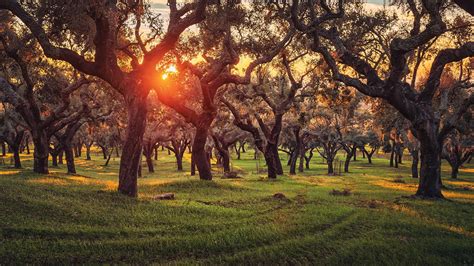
[{"x1": 161, "y1": 65, "x2": 178, "y2": 80}]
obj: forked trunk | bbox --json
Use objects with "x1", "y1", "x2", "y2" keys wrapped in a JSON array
[{"x1": 118, "y1": 93, "x2": 148, "y2": 197}]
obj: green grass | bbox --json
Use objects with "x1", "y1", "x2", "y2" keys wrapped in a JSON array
[{"x1": 0, "y1": 149, "x2": 473, "y2": 264}]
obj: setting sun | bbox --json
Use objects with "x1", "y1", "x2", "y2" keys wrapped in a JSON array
[{"x1": 161, "y1": 65, "x2": 178, "y2": 80}]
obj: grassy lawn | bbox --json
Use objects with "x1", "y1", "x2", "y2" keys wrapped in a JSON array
[{"x1": 0, "y1": 149, "x2": 473, "y2": 264}]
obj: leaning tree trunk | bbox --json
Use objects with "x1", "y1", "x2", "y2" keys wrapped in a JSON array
[
  {"x1": 145, "y1": 153, "x2": 154, "y2": 173},
  {"x1": 118, "y1": 93, "x2": 148, "y2": 197},
  {"x1": 344, "y1": 154, "x2": 351, "y2": 173},
  {"x1": 64, "y1": 144, "x2": 76, "y2": 174},
  {"x1": 100, "y1": 146, "x2": 108, "y2": 159},
  {"x1": 271, "y1": 144, "x2": 283, "y2": 175},
  {"x1": 32, "y1": 131, "x2": 49, "y2": 174},
  {"x1": 192, "y1": 124, "x2": 212, "y2": 180},
  {"x1": 415, "y1": 123, "x2": 443, "y2": 198},
  {"x1": 305, "y1": 149, "x2": 314, "y2": 169}
]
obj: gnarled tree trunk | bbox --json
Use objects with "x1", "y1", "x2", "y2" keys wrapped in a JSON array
[
  {"x1": 192, "y1": 125, "x2": 212, "y2": 180},
  {"x1": 118, "y1": 93, "x2": 148, "y2": 197},
  {"x1": 415, "y1": 123, "x2": 443, "y2": 198},
  {"x1": 32, "y1": 131, "x2": 49, "y2": 174}
]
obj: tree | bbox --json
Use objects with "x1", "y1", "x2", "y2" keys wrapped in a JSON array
[
  {"x1": 211, "y1": 110, "x2": 244, "y2": 173},
  {"x1": 158, "y1": 3, "x2": 294, "y2": 180},
  {"x1": 0, "y1": 26, "x2": 91, "y2": 174},
  {"x1": 223, "y1": 52, "x2": 313, "y2": 178},
  {"x1": 0, "y1": 0, "x2": 207, "y2": 197},
  {"x1": 442, "y1": 130, "x2": 473, "y2": 179},
  {"x1": 0, "y1": 111, "x2": 24, "y2": 168},
  {"x1": 291, "y1": 0, "x2": 474, "y2": 198}
]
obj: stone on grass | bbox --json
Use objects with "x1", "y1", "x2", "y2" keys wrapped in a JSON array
[
  {"x1": 154, "y1": 193, "x2": 175, "y2": 200},
  {"x1": 222, "y1": 171, "x2": 241, "y2": 179}
]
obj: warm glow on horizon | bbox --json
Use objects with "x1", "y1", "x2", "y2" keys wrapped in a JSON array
[{"x1": 161, "y1": 65, "x2": 178, "y2": 80}]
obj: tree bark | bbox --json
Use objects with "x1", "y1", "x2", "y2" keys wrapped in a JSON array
[
  {"x1": 64, "y1": 145, "x2": 76, "y2": 174},
  {"x1": 298, "y1": 151, "x2": 304, "y2": 173},
  {"x1": 190, "y1": 155, "x2": 196, "y2": 176},
  {"x1": 51, "y1": 154, "x2": 58, "y2": 167},
  {"x1": 344, "y1": 152, "x2": 352, "y2": 173},
  {"x1": 12, "y1": 146, "x2": 21, "y2": 168},
  {"x1": 264, "y1": 148, "x2": 277, "y2": 179},
  {"x1": 146, "y1": 155, "x2": 154, "y2": 173},
  {"x1": 390, "y1": 148, "x2": 395, "y2": 167},
  {"x1": 271, "y1": 144, "x2": 283, "y2": 175},
  {"x1": 86, "y1": 145, "x2": 91, "y2": 160},
  {"x1": 32, "y1": 131, "x2": 49, "y2": 174},
  {"x1": 327, "y1": 159, "x2": 334, "y2": 175},
  {"x1": 59, "y1": 151, "x2": 64, "y2": 164},
  {"x1": 411, "y1": 150, "x2": 419, "y2": 178},
  {"x1": 1, "y1": 142, "x2": 6, "y2": 156},
  {"x1": 451, "y1": 165, "x2": 459, "y2": 179},
  {"x1": 305, "y1": 149, "x2": 314, "y2": 169},
  {"x1": 415, "y1": 125, "x2": 443, "y2": 198},
  {"x1": 118, "y1": 93, "x2": 148, "y2": 197},
  {"x1": 192, "y1": 125, "x2": 212, "y2": 180},
  {"x1": 100, "y1": 146, "x2": 108, "y2": 159},
  {"x1": 176, "y1": 154, "x2": 183, "y2": 171}
]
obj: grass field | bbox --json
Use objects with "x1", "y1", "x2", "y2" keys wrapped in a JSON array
[{"x1": 0, "y1": 149, "x2": 473, "y2": 264}]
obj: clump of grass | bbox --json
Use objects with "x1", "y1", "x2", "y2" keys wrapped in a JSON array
[
  {"x1": 329, "y1": 188, "x2": 352, "y2": 196},
  {"x1": 272, "y1": 192, "x2": 286, "y2": 199}
]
